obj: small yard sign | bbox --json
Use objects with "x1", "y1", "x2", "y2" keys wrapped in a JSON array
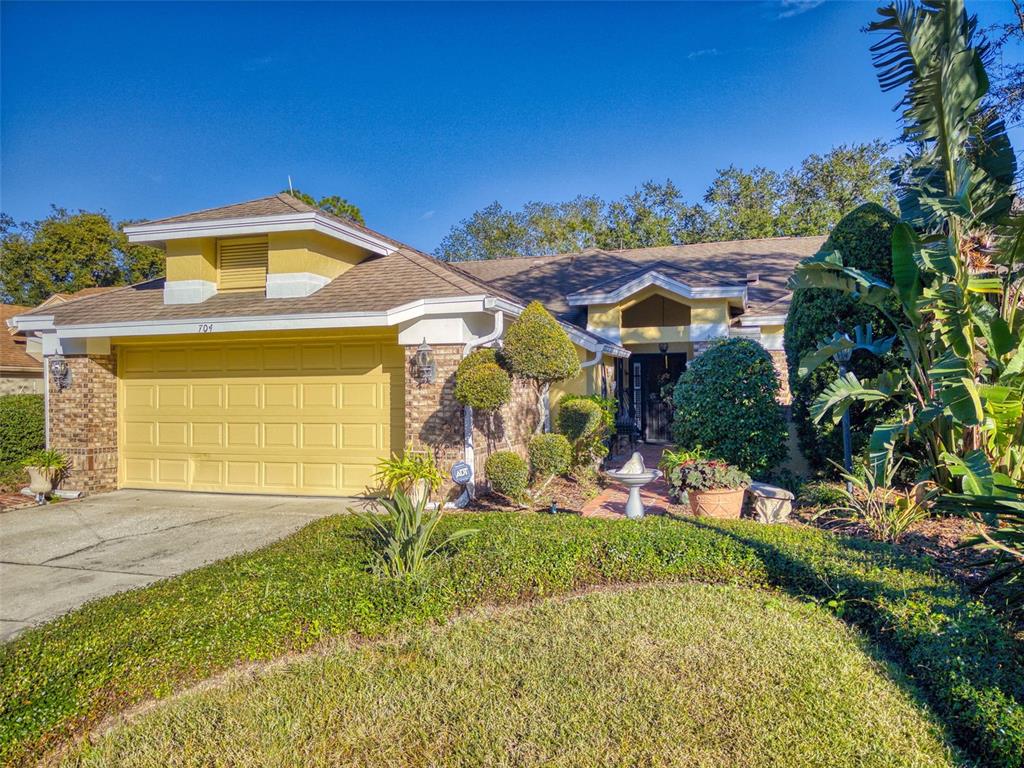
[{"x1": 450, "y1": 461, "x2": 473, "y2": 486}]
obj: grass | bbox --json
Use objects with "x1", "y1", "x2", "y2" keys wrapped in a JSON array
[
  {"x1": 1, "y1": 513, "x2": 1023, "y2": 766},
  {"x1": 62, "y1": 584, "x2": 956, "y2": 768}
]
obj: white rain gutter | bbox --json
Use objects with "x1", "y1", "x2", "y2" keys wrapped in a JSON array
[{"x1": 447, "y1": 310, "x2": 505, "y2": 508}]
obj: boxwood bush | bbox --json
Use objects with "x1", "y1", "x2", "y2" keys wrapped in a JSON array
[
  {"x1": 783, "y1": 203, "x2": 899, "y2": 473},
  {"x1": 485, "y1": 451, "x2": 529, "y2": 501},
  {"x1": 1, "y1": 514, "x2": 1021, "y2": 767},
  {"x1": 0, "y1": 394, "x2": 44, "y2": 467},
  {"x1": 671, "y1": 339, "x2": 788, "y2": 476},
  {"x1": 454, "y1": 348, "x2": 512, "y2": 411},
  {"x1": 528, "y1": 433, "x2": 572, "y2": 479}
]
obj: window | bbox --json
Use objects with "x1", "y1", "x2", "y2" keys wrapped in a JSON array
[{"x1": 217, "y1": 237, "x2": 268, "y2": 292}]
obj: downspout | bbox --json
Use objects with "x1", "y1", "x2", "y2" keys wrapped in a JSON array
[{"x1": 449, "y1": 310, "x2": 504, "y2": 508}]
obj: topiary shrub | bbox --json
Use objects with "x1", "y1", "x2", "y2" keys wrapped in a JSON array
[
  {"x1": 528, "y1": 433, "x2": 572, "y2": 479},
  {"x1": 784, "y1": 203, "x2": 899, "y2": 474},
  {"x1": 454, "y1": 348, "x2": 511, "y2": 411},
  {"x1": 556, "y1": 395, "x2": 613, "y2": 469},
  {"x1": 672, "y1": 338, "x2": 787, "y2": 476},
  {"x1": 485, "y1": 451, "x2": 529, "y2": 502},
  {"x1": 0, "y1": 394, "x2": 44, "y2": 467},
  {"x1": 500, "y1": 301, "x2": 581, "y2": 428}
]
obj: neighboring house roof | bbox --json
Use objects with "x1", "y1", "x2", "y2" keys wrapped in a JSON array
[
  {"x1": 455, "y1": 236, "x2": 826, "y2": 325},
  {"x1": 0, "y1": 304, "x2": 42, "y2": 374},
  {"x1": 37, "y1": 286, "x2": 123, "y2": 309}
]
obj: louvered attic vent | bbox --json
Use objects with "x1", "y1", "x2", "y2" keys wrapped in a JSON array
[{"x1": 217, "y1": 237, "x2": 269, "y2": 292}]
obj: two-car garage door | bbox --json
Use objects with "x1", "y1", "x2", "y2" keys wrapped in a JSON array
[{"x1": 118, "y1": 331, "x2": 404, "y2": 496}]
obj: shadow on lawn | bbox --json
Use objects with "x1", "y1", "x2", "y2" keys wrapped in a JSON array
[{"x1": 680, "y1": 516, "x2": 1024, "y2": 767}]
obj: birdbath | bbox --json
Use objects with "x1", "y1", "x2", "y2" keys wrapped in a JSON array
[{"x1": 605, "y1": 451, "x2": 663, "y2": 520}]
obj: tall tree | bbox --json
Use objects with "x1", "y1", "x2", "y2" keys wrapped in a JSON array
[
  {"x1": 0, "y1": 208, "x2": 164, "y2": 306},
  {"x1": 597, "y1": 180, "x2": 706, "y2": 250},
  {"x1": 435, "y1": 202, "x2": 531, "y2": 262},
  {"x1": 283, "y1": 188, "x2": 364, "y2": 224},
  {"x1": 702, "y1": 166, "x2": 786, "y2": 241},
  {"x1": 780, "y1": 141, "x2": 898, "y2": 235}
]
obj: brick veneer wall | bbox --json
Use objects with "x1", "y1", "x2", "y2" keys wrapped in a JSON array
[
  {"x1": 403, "y1": 344, "x2": 541, "y2": 499},
  {"x1": 48, "y1": 353, "x2": 118, "y2": 493}
]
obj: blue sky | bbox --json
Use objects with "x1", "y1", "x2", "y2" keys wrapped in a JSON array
[{"x1": 2, "y1": 1, "x2": 1021, "y2": 253}]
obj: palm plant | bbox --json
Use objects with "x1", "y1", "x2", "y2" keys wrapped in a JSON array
[
  {"x1": 793, "y1": 0, "x2": 1022, "y2": 491},
  {"x1": 354, "y1": 490, "x2": 476, "y2": 578}
]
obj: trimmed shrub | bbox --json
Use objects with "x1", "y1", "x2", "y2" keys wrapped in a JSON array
[
  {"x1": 454, "y1": 349, "x2": 512, "y2": 411},
  {"x1": 485, "y1": 451, "x2": 529, "y2": 501},
  {"x1": 528, "y1": 433, "x2": 572, "y2": 479},
  {"x1": 557, "y1": 398, "x2": 604, "y2": 443},
  {"x1": 784, "y1": 203, "x2": 899, "y2": 473},
  {"x1": 0, "y1": 394, "x2": 44, "y2": 467},
  {"x1": 672, "y1": 338, "x2": 787, "y2": 476},
  {"x1": 556, "y1": 395, "x2": 613, "y2": 469},
  {"x1": 499, "y1": 301, "x2": 580, "y2": 385}
]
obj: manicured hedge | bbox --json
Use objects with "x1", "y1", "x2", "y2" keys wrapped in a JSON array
[
  {"x1": 528, "y1": 433, "x2": 572, "y2": 478},
  {"x1": 0, "y1": 394, "x2": 44, "y2": 466},
  {"x1": 783, "y1": 203, "x2": 899, "y2": 473},
  {"x1": 1, "y1": 515, "x2": 1022, "y2": 766},
  {"x1": 672, "y1": 338, "x2": 788, "y2": 476},
  {"x1": 484, "y1": 451, "x2": 529, "y2": 501}
]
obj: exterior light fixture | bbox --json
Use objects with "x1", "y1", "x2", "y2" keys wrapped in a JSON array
[
  {"x1": 49, "y1": 356, "x2": 71, "y2": 391},
  {"x1": 414, "y1": 338, "x2": 436, "y2": 385}
]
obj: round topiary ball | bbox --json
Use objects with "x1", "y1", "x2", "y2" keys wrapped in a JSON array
[
  {"x1": 556, "y1": 398, "x2": 603, "y2": 443},
  {"x1": 485, "y1": 451, "x2": 529, "y2": 501},
  {"x1": 528, "y1": 433, "x2": 572, "y2": 478},
  {"x1": 454, "y1": 350, "x2": 512, "y2": 411},
  {"x1": 500, "y1": 301, "x2": 581, "y2": 385},
  {"x1": 672, "y1": 338, "x2": 788, "y2": 476}
]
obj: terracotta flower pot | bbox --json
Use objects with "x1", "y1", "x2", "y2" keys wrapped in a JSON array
[{"x1": 687, "y1": 487, "x2": 746, "y2": 519}]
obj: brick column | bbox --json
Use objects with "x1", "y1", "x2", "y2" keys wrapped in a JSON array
[
  {"x1": 48, "y1": 353, "x2": 118, "y2": 493},
  {"x1": 768, "y1": 350, "x2": 791, "y2": 405},
  {"x1": 403, "y1": 344, "x2": 463, "y2": 497}
]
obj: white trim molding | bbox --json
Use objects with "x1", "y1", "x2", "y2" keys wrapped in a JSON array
[
  {"x1": 124, "y1": 212, "x2": 398, "y2": 257},
  {"x1": 738, "y1": 313, "x2": 787, "y2": 327},
  {"x1": 163, "y1": 279, "x2": 217, "y2": 305},
  {"x1": 567, "y1": 270, "x2": 747, "y2": 307},
  {"x1": 265, "y1": 272, "x2": 331, "y2": 299}
]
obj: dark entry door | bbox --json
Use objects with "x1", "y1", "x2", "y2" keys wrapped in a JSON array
[{"x1": 632, "y1": 353, "x2": 687, "y2": 442}]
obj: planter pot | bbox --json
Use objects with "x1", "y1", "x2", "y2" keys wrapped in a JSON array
[
  {"x1": 26, "y1": 467, "x2": 55, "y2": 498},
  {"x1": 407, "y1": 479, "x2": 430, "y2": 509},
  {"x1": 687, "y1": 487, "x2": 745, "y2": 519}
]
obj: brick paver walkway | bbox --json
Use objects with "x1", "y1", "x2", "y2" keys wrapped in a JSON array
[
  {"x1": 0, "y1": 492, "x2": 34, "y2": 512},
  {"x1": 581, "y1": 444, "x2": 677, "y2": 519}
]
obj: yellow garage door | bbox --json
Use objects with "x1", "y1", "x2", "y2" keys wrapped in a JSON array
[{"x1": 118, "y1": 330, "x2": 404, "y2": 496}]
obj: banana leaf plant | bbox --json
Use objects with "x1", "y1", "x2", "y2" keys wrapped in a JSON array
[{"x1": 792, "y1": 0, "x2": 1023, "y2": 491}]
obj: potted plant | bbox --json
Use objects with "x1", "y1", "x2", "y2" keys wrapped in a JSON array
[
  {"x1": 373, "y1": 446, "x2": 445, "y2": 508},
  {"x1": 665, "y1": 456, "x2": 750, "y2": 519},
  {"x1": 22, "y1": 449, "x2": 69, "y2": 503}
]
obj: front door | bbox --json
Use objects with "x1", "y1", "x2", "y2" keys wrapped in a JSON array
[{"x1": 631, "y1": 353, "x2": 687, "y2": 442}]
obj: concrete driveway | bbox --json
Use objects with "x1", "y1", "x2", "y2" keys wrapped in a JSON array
[{"x1": 0, "y1": 490, "x2": 348, "y2": 642}]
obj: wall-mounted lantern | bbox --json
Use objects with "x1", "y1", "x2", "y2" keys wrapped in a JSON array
[
  {"x1": 413, "y1": 338, "x2": 436, "y2": 385},
  {"x1": 49, "y1": 356, "x2": 71, "y2": 391}
]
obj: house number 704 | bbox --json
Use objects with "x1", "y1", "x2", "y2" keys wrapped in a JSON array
[{"x1": 198, "y1": 323, "x2": 214, "y2": 333}]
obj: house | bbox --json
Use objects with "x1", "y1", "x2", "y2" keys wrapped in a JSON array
[
  {"x1": 1, "y1": 304, "x2": 44, "y2": 395},
  {"x1": 11, "y1": 193, "x2": 822, "y2": 498}
]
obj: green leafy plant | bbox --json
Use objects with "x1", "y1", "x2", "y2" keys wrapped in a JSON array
[
  {"x1": 798, "y1": 481, "x2": 849, "y2": 509},
  {"x1": 793, "y1": 0, "x2": 1023, "y2": 491},
  {"x1": 665, "y1": 458, "x2": 751, "y2": 502},
  {"x1": 671, "y1": 338, "x2": 788, "y2": 475},
  {"x1": 658, "y1": 445, "x2": 711, "y2": 473},
  {"x1": 784, "y1": 203, "x2": 900, "y2": 473},
  {"x1": 21, "y1": 449, "x2": 68, "y2": 472},
  {"x1": 935, "y1": 484, "x2": 1024, "y2": 612},
  {"x1": 528, "y1": 433, "x2": 572, "y2": 481},
  {"x1": 454, "y1": 348, "x2": 512, "y2": 411},
  {"x1": 354, "y1": 490, "x2": 475, "y2": 578},
  {"x1": 0, "y1": 394, "x2": 44, "y2": 467},
  {"x1": 499, "y1": 301, "x2": 581, "y2": 430},
  {"x1": 373, "y1": 446, "x2": 444, "y2": 499},
  {"x1": 815, "y1": 460, "x2": 936, "y2": 544},
  {"x1": 556, "y1": 395, "x2": 612, "y2": 469},
  {"x1": 485, "y1": 450, "x2": 530, "y2": 503}
]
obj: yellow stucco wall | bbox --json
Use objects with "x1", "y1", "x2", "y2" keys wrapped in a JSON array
[
  {"x1": 164, "y1": 231, "x2": 371, "y2": 285},
  {"x1": 586, "y1": 286, "x2": 732, "y2": 340},
  {"x1": 550, "y1": 346, "x2": 615, "y2": 417}
]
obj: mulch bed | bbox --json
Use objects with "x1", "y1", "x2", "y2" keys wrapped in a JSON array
[{"x1": 465, "y1": 475, "x2": 604, "y2": 514}]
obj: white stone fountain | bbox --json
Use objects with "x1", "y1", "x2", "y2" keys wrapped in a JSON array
[{"x1": 605, "y1": 452, "x2": 662, "y2": 520}]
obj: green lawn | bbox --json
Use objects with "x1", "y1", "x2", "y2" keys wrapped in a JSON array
[
  {"x1": 2, "y1": 514, "x2": 1022, "y2": 767},
  {"x1": 62, "y1": 584, "x2": 956, "y2": 768}
]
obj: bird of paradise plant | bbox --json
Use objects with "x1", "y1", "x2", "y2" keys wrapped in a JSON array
[{"x1": 792, "y1": 0, "x2": 1023, "y2": 493}]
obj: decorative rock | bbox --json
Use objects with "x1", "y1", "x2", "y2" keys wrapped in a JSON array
[{"x1": 746, "y1": 481, "x2": 795, "y2": 524}]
